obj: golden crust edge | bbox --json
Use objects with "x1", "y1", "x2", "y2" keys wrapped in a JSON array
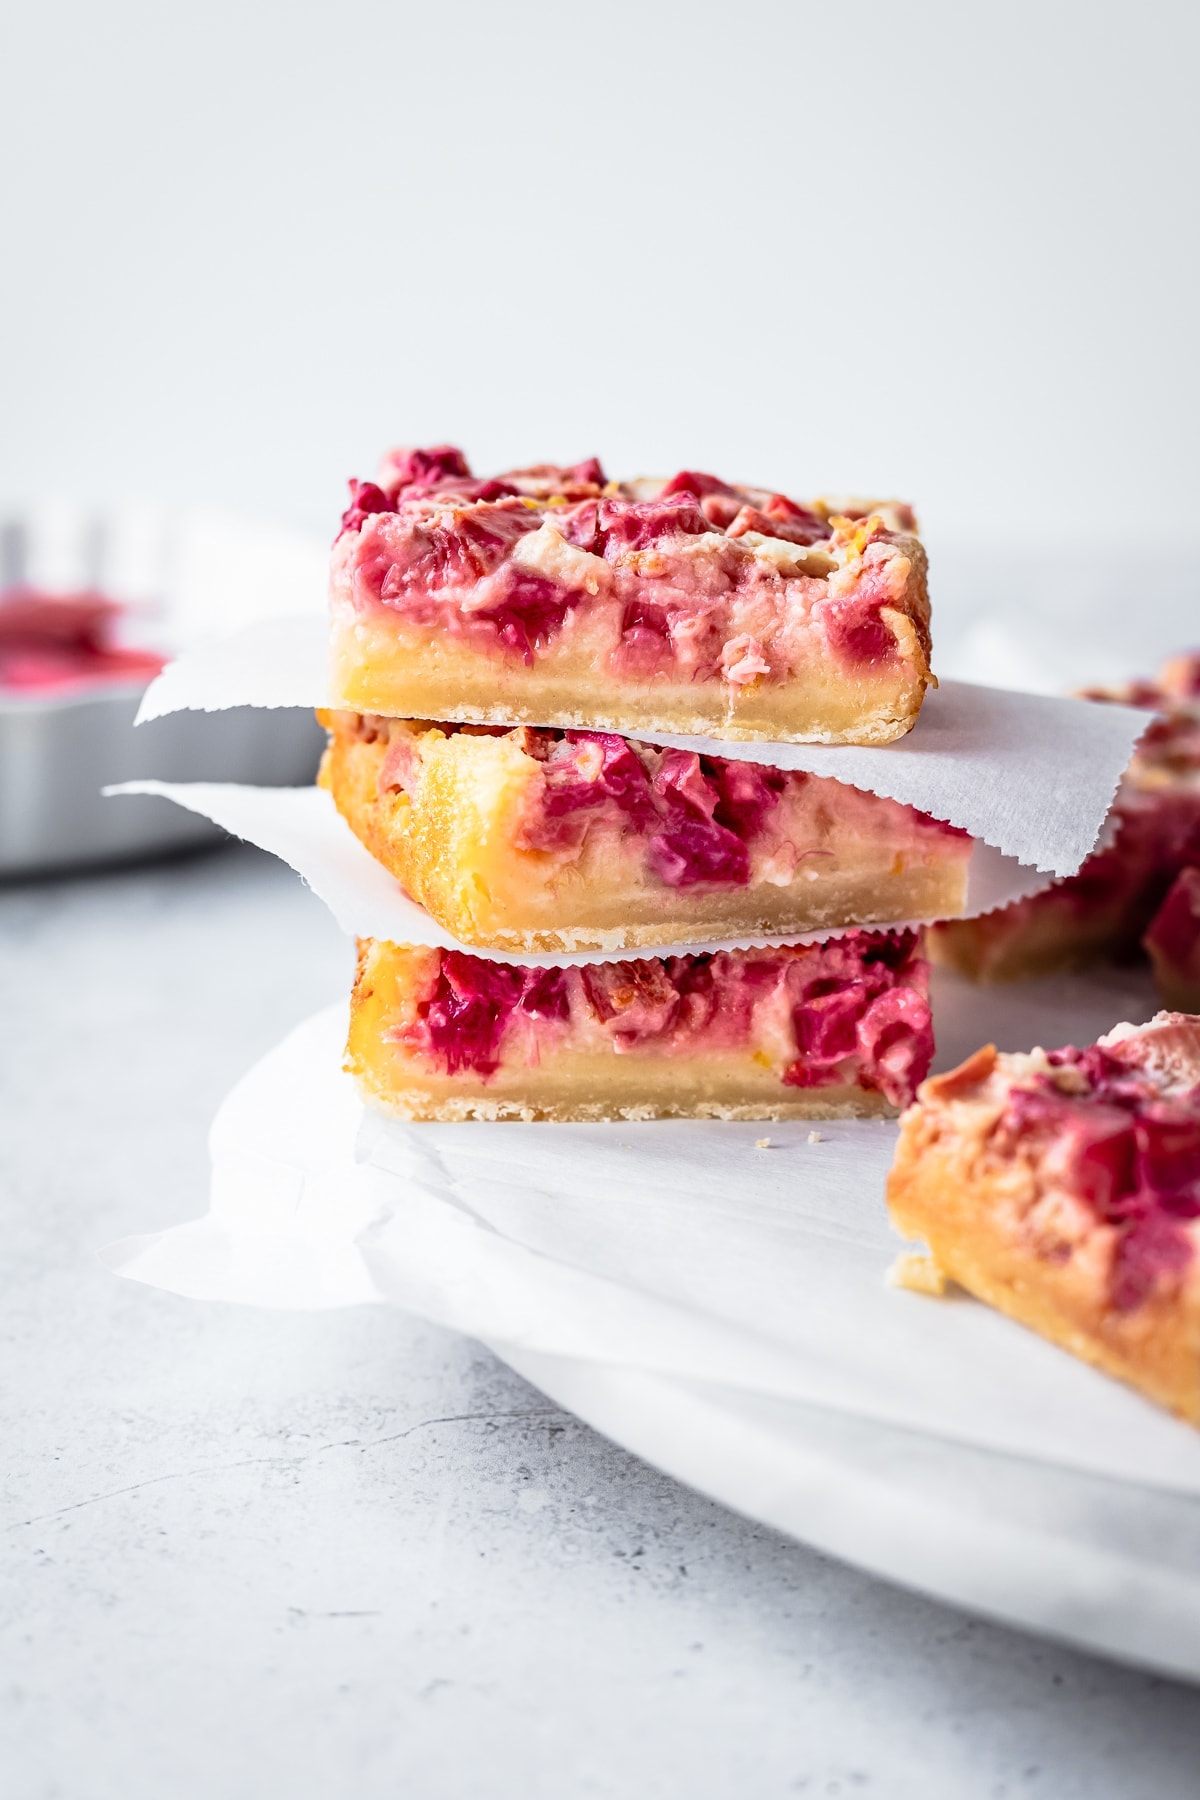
[
  {"x1": 327, "y1": 685, "x2": 927, "y2": 748},
  {"x1": 348, "y1": 1074, "x2": 898, "y2": 1126}
]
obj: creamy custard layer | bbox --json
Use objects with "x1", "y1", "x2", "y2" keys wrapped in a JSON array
[
  {"x1": 321, "y1": 715, "x2": 971, "y2": 953},
  {"x1": 330, "y1": 616, "x2": 927, "y2": 746},
  {"x1": 329, "y1": 447, "x2": 933, "y2": 747},
  {"x1": 347, "y1": 932, "x2": 934, "y2": 1124}
]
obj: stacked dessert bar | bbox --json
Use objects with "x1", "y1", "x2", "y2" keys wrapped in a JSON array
[{"x1": 320, "y1": 445, "x2": 974, "y2": 1122}]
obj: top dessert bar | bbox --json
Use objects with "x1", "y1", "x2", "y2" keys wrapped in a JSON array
[{"x1": 330, "y1": 446, "x2": 932, "y2": 746}]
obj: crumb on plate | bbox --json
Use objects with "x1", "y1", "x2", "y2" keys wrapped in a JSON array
[{"x1": 887, "y1": 1250, "x2": 952, "y2": 1297}]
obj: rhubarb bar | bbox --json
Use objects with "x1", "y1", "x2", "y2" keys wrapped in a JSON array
[
  {"x1": 330, "y1": 446, "x2": 932, "y2": 746},
  {"x1": 887, "y1": 1013, "x2": 1200, "y2": 1422},
  {"x1": 1145, "y1": 869, "x2": 1200, "y2": 1010},
  {"x1": 320, "y1": 713, "x2": 972, "y2": 952},
  {"x1": 347, "y1": 929, "x2": 933, "y2": 1122},
  {"x1": 930, "y1": 651, "x2": 1200, "y2": 981}
]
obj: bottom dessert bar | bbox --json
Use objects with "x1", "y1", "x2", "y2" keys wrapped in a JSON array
[
  {"x1": 887, "y1": 1013, "x2": 1200, "y2": 1422},
  {"x1": 347, "y1": 930, "x2": 933, "y2": 1123},
  {"x1": 1145, "y1": 869, "x2": 1200, "y2": 1010}
]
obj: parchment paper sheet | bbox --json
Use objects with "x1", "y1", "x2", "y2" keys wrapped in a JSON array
[
  {"x1": 104, "y1": 965, "x2": 1200, "y2": 1500},
  {"x1": 133, "y1": 613, "x2": 1149, "y2": 877},
  {"x1": 106, "y1": 779, "x2": 1051, "y2": 967}
]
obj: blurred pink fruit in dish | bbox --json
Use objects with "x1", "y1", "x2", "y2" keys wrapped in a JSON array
[{"x1": 0, "y1": 588, "x2": 165, "y2": 695}]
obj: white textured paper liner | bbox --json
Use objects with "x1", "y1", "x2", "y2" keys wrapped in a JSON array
[
  {"x1": 134, "y1": 612, "x2": 1151, "y2": 877},
  {"x1": 106, "y1": 779, "x2": 1049, "y2": 967},
  {"x1": 101, "y1": 989, "x2": 1200, "y2": 1498}
]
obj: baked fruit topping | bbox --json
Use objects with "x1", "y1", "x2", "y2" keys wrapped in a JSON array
[
  {"x1": 347, "y1": 929, "x2": 933, "y2": 1122},
  {"x1": 887, "y1": 1012, "x2": 1200, "y2": 1421},
  {"x1": 330, "y1": 446, "x2": 932, "y2": 745}
]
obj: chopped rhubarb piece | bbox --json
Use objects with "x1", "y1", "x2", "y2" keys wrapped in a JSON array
[
  {"x1": 659, "y1": 470, "x2": 740, "y2": 500},
  {"x1": 420, "y1": 953, "x2": 526, "y2": 1077},
  {"x1": 566, "y1": 456, "x2": 606, "y2": 487},
  {"x1": 339, "y1": 480, "x2": 394, "y2": 537},
  {"x1": 380, "y1": 445, "x2": 472, "y2": 492},
  {"x1": 596, "y1": 493, "x2": 712, "y2": 551},
  {"x1": 726, "y1": 495, "x2": 827, "y2": 546}
]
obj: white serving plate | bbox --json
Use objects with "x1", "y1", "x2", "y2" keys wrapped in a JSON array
[
  {"x1": 499, "y1": 1346, "x2": 1200, "y2": 1682},
  {"x1": 105, "y1": 963, "x2": 1200, "y2": 1680}
]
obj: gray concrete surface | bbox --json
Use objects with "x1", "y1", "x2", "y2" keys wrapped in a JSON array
[{"x1": 4, "y1": 844, "x2": 1200, "y2": 1799}]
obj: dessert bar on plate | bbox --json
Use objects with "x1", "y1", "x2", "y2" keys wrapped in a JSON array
[
  {"x1": 1145, "y1": 869, "x2": 1200, "y2": 1010},
  {"x1": 320, "y1": 712, "x2": 972, "y2": 952},
  {"x1": 330, "y1": 446, "x2": 932, "y2": 746},
  {"x1": 888, "y1": 1012, "x2": 1200, "y2": 1422},
  {"x1": 930, "y1": 650, "x2": 1200, "y2": 982},
  {"x1": 347, "y1": 929, "x2": 932, "y2": 1123}
]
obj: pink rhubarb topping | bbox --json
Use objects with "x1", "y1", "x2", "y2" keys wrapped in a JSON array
[
  {"x1": 333, "y1": 445, "x2": 925, "y2": 688},
  {"x1": 374, "y1": 720, "x2": 969, "y2": 894},
  {"x1": 391, "y1": 930, "x2": 934, "y2": 1105},
  {"x1": 994, "y1": 1018, "x2": 1200, "y2": 1312},
  {"x1": 510, "y1": 728, "x2": 966, "y2": 889}
]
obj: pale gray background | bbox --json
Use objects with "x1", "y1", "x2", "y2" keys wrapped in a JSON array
[
  {"x1": 3, "y1": 0, "x2": 1198, "y2": 552},
  {"x1": 5, "y1": 4, "x2": 1200, "y2": 1795}
]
